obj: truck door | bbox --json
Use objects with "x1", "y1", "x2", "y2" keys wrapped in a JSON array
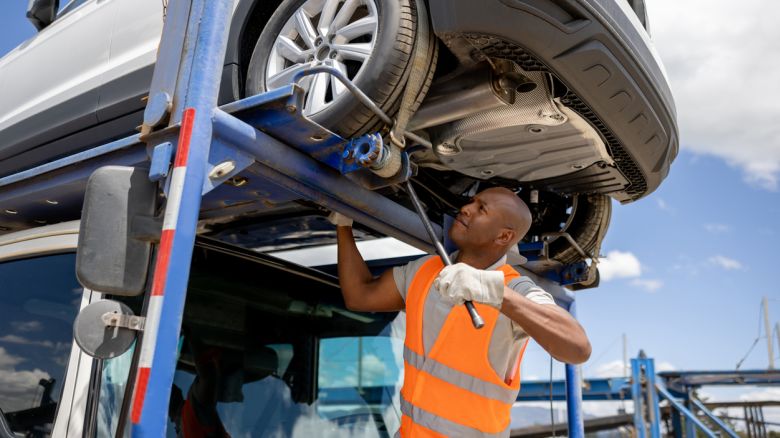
[{"x1": 0, "y1": 223, "x2": 93, "y2": 437}]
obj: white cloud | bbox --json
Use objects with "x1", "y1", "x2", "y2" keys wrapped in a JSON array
[
  {"x1": 704, "y1": 223, "x2": 730, "y2": 234},
  {"x1": 0, "y1": 347, "x2": 23, "y2": 368},
  {"x1": 599, "y1": 250, "x2": 642, "y2": 281},
  {"x1": 0, "y1": 368, "x2": 51, "y2": 411},
  {"x1": 11, "y1": 320, "x2": 43, "y2": 332},
  {"x1": 708, "y1": 255, "x2": 743, "y2": 270},
  {"x1": 655, "y1": 198, "x2": 673, "y2": 212},
  {"x1": 592, "y1": 360, "x2": 629, "y2": 378},
  {"x1": 739, "y1": 387, "x2": 780, "y2": 402},
  {"x1": 590, "y1": 359, "x2": 675, "y2": 379},
  {"x1": 0, "y1": 334, "x2": 54, "y2": 348},
  {"x1": 630, "y1": 278, "x2": 664, "y2": 292},
  {"x1": 651, "y1": 0, "x2": 780, "y2": 190},
  {"x1": 0, "y1": 347, "x2": 51, "y2": 412}
]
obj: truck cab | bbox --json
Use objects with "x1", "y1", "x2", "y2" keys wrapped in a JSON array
[{"x1": 0, "y1": 221, "x2": 569, "y2": 437}]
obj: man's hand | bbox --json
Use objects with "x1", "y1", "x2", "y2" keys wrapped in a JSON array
[
  {"x1": 434, "y1": 263, "x2": 505, "y2": 308},
  {"x1": 328, "y1": 212, "x2": 353, "y2": 227}
]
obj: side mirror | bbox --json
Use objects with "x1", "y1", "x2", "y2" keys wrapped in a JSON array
[
  {"x1": 76, "y1": 166, "x2": 159, "y2": 296},
  {"x1": 27, "y1": 0, "x2": 59, "y2": 31}
]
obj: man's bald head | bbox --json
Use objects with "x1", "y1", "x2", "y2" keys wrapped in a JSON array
[
  {"x1": 479, "y1": 187, "x2": 533, "y2": 245},
  {"x1": 449, "y1": 187, "x2": 534, "y2": 253}
]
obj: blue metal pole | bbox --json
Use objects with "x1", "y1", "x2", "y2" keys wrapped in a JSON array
[
  {"x1": 671, "y1": 407, "x2": 683, "y2": 438},
  {"x1": 129, "y1": 0, "x2": 234, "y2": 435},
  {"x1": 645, "y1": 358, "x2": 662, "y2": 438},
  {"x1": 684, "y1": 388, "x2": 697, "y2": 438},
  {"x1": 565, "y1": 300, "x2": 585, "y2": 438},
  {"x1": 631, "y1": 357, "x2": 647, "y2": 438}
]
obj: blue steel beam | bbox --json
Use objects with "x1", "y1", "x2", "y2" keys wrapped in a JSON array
[
  {"x1": 659, "y1": 369, "x2": 780, "y2": 397},
  {"x1": 690, "y1": 397, "x2": 739, "y2": 438},
  {"x1": 656, "y1": 384, "x2": 718, "y2": 438},
  {"x1": 631, "y1": 357, "x2": 647, "y2": 438},
  {"x1": 211, "y1": 109, "x2": 441, "y2": 252},
  {"x1": 645, "y1": 357, "x2": 662, "y2": 438},
  {"x1": 516, "y1": 378, "x2": 631, "y2": 401}
]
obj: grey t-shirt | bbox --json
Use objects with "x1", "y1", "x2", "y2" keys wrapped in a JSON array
[{"x1": 392, "y1": 254, "x2": 556, "y2": 381}]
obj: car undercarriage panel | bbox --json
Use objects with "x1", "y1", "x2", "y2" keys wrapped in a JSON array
[{"x1": 427, "y1": 0, "x2": 679, "y2": 202}]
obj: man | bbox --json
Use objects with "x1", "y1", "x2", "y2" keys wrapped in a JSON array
[{"x1": 331, "y1": 187, "x2": 591, "y2": 437}]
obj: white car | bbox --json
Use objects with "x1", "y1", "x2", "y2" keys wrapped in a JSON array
[{"x1": 0, "y1": 0, "x2": 678, "y2": 271}]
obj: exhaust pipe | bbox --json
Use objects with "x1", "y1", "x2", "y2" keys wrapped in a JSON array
[{"x1": 408, "y1": 62, "x2": 536, "y2": 131}]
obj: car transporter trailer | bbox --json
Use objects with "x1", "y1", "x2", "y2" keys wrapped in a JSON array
[{"x1": 0, "y1": 0, "x2": 596, "y2": 435}]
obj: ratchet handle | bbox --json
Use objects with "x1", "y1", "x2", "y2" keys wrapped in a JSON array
[
  {"x1": 464, "y1": 301, "x2": 485, "y2": 329},
  {"x1": 404, "y1": 181, "x2": 484, "y2": 329}
]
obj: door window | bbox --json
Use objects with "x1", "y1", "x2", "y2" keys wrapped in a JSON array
[{"x1": 0, "y1": 253, "x2": 82, "y2": 437}]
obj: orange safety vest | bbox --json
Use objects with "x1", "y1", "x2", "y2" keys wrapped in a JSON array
[{"x1": 399, "y1": 257, "x2": 529, "y2": 437}]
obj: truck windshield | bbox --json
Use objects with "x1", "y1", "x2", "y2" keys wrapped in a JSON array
[{"x1": 95, "y1": 241, "x2": 405, "y2": 437}]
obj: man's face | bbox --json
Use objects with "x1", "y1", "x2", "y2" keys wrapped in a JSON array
[{"x1": 448, "y1": 189, "x2": 516, "y2": 250}]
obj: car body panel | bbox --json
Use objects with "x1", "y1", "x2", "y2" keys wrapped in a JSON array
[
  {"x1": 95, "y1": 0, "x2": 163, "y2": 123},
  {"x1": 0, "y1": 0, "x2": 115, "y2": 162},
  {"x1": 0, "y1": 0, "x2": 257, "y2": 178}
]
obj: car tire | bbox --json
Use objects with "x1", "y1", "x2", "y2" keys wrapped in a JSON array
[
  {"x1": 245, "y1": 0, "x2": 437, "y2": 139},
  {"x1": 548, "y1": 194, "x2": 611, "y2": 265}
]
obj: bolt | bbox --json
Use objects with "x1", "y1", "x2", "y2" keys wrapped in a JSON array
[
  {"x1": 227, "y1": 176, "x2": 248, "y2": 187},
  {"x1": 343, "y1": 149, "x2": 354, "y2": 159},
  {"x1": 209, "y1": 160, "x2": 237, "y2": 179},
  {"x1": 286, "y1": 104, "x2": 297, "y2": 113},
  {"x1": 329, "y1": 52, "x2": 337, "y2": 59}
]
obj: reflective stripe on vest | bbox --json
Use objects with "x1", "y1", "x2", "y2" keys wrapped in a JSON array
[{"x1": 400, "y1": 257, "x2": 528, "y2": 437}]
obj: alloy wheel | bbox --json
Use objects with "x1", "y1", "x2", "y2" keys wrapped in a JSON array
[{"x1": 266, "y1": 0, "x2": 379, "y2": 116}]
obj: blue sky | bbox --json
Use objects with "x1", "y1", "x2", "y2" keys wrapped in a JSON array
[{"x1": 2, "y1": 0, "x2": 779, "y2": 425}]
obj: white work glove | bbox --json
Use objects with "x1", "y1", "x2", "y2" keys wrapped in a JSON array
[
  {"x1": 433, "y1": 263, "x2": 506, "y2": 308},
  {"x1": 327, "y1": 212, "x2": 353, "y2": 227}
]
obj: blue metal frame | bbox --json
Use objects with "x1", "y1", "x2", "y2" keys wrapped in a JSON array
[
  {"x1": 657, "y1": 385, "x2": 718, "y2": 438},
  {"x1": 565, "y1": 300, "x2": 585, "y2": 438},
  {"x1": 0, "y1": 0, "x2": 595, "y2": 433},
  {"x1": 130, "y1": 0, "x2": 233, "y2": 435},
  {"x1": 690, "y1": 397, "x2": 740, "y2": 438},
  {"x1": 516, "y1": 377, "x2": 631, "y2": 401},
  {"x1": 631, "y1": 357, "x2": 647, "y2": 438}
]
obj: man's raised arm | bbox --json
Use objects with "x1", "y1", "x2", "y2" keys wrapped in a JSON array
[{"x1": 332, "y1": 214, "x2": 405, "y2": 312}]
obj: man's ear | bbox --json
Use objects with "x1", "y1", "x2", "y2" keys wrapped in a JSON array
[{"x1": 495, "y1": 229, "x2": 515, "y2": 246}]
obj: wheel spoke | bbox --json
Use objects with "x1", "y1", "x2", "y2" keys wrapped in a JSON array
[
  {"x1": 317, "y1": 0, "x2": 340, "y2": 36},
  {"x1": 275, "y1": 36, "x2": 310, "y2": 64},
  {"x1": 266, "y1": 62, "x2": 310, "y2": 90},
  {"x1": 330, "y1": 0, "x2": 359, "y2": 33},
  {"x1": 330, "y1": 60, "x2": 349, "y2": 96},
  {"x1": 331, "y1": 42, "x2": 372, "y2": 61},
  {"x1": 294, "y1": 9, "x2": 318, "y2": 49},
  {"x1": 304, "y1": 72, "x2": 330, "y2": 115},
  {"x1": 335, "y1": 15, "x2": 377, "y2": 40}
]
